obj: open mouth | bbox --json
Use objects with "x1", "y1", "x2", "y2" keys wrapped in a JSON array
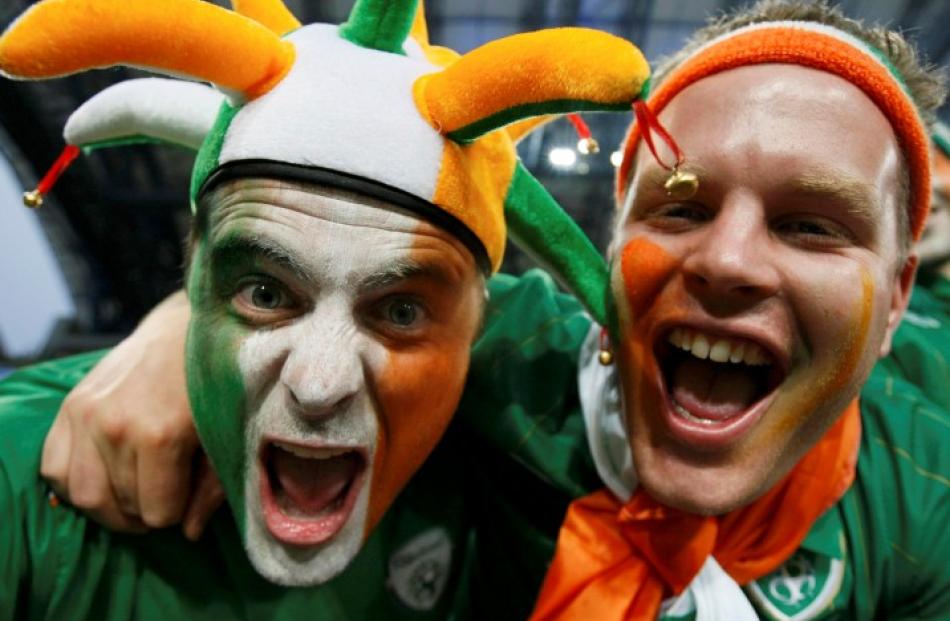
[
  {"x1": 654, "y1": 326, "x2": 786, "y2": 450},
  {"x1": 259, "y1": 439, "x2": 367, "y2": 547}
]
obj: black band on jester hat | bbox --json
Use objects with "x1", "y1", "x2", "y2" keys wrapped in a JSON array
[{"x1": 198, "y1": 160, "x2": 493, "y2": 276}]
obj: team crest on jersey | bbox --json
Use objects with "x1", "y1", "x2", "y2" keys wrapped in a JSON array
[
  {"x1": 387, "y1": 528, "x2": 452, "y2": 611},
  {"x1": 746, "y1": 549, "x2": 844, "y2": 620}
]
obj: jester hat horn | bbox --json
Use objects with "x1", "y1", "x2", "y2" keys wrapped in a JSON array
[{"x1": 0, "y1": 0, "x2": 654, "y2": 324}]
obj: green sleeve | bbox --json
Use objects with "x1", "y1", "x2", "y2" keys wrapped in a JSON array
[
  {"x1": 878, "y1": 283, "x2": 950, "y2": 410},
  {"x1": 848, "y1": 369, "x2": 950, "y2": 619},
  {"x1": 0, "y1": 351, "x2": 113, "y2": 620},
  {"x1": 454, "y1": 270, "x2": 600, "y2": 620},
  {"x1": 461, "y1": 269, "x2": 598, "y2": 496},
  {"x1": 0, "y1": 450, "x2": 27, "y2": 620}
]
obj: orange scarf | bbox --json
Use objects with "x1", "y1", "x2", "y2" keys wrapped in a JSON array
[{"x1": 530, "y1": 400, "x2": 861, "y2": 620}]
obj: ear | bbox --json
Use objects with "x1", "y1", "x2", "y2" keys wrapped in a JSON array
[{"x1": 878, "y1": 254, "x2": 918, "y2": 357}]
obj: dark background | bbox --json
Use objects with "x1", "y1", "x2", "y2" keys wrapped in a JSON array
[{"x1": 1, "y1": 0, "x2": 947, "y2": 367}]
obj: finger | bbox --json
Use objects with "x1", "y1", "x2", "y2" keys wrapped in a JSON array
[
  {"x1": 136, "y1": 429, "x2": 195, "y2": 528},
  {"x1": 98, "y1": 415, "x2": 143, "y2": 517},
  {"x1": 67, "y1": 427, "x2": 147, "y2": 533},
  {"x1": 40, "y1": 410, "x2": 74, "y2": 500},
  {"x1": 182, "y1": 456, "x2": 225, "y2": 541}
]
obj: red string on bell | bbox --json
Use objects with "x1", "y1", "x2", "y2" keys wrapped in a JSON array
[
  {"x1": 567, "y1": 113, "x2": 599, "y2": 155},
  {"x1": 23, "y1": 144, "x2": 81, "y2": 208},
  {"x1": 633, "y1": 100, "x2": 684, "y2": 171}
]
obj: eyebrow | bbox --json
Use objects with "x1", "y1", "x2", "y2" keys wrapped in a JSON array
[
  {"x1": 781, "y1": 172, "x2": 881, "y2": 226},
  {"x1": 209, "y1": 233, "x2": 312, "y2": 284},
  {"x1": 357, "y1": 258, "x2": 456, "y2": 292}
]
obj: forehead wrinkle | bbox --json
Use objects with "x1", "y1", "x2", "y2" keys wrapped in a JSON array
[
  {"x1": 205, "y1": 180, "x2": 426, "y2": 236},
  {"x1": 206, "y1": 181, "x2": 476, "y2": 267}
]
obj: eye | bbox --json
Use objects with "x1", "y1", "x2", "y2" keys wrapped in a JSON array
[
  {"x1": 383, "y1": 298, "x2": 422, "y2": 327},
  {"x1": 640, "y1": 202, "x2": 710, "y2": 231},
  {"x1": 780, "y1": 220, "x2": 832, "y2": 236},
  {"x1": 661, "y1": 204, "x2": 707, "y2": 220},
  {"x1": 248, "y1": 283, "x2": 284, "y2": 309},
  {"x1": 364, "y1": 295, "x2": 429, "y2": 338},
  {"x1": 775, "y1": 216, "x2": 854, "y2": 246},
  {"x1": 232, "y1": 278, "x2": 300, "y2": 323}
]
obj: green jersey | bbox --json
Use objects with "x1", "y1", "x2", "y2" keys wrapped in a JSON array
[
  {"x1": 1, "y1": 270, "x2": 948, "y2": 619},
  {"x1": 878, "y1": 273, "x2": 950, "y2": 410}
]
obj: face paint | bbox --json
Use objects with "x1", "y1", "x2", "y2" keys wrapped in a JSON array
[
  {"x1": 365, "y1": 241, "x2": 479, "y2": 533},
  {"x1": 185, "y1": 178, "x2": 482, "y2": 586},
  {"x1": 613, "y1": 238, "x2": 682, "y2": 452},
  {"x1": 619, "y1": 237, "x2": 680, "y2": 319},
  {"x1": 186, "y1": 241, "x2": 250, "y2": 531},
  {"x1": 765, "y1": 269, "x2": 874, "y2": 438}
]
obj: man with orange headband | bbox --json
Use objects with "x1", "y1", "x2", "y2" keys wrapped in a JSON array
[
  {"x1": 26, "y1": 1, "x2": 950, "y2": 619},
  {"x1": 530, "y1": 0, "x2": 949, "y2": 614}
]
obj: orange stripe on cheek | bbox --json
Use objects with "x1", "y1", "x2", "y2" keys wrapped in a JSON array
[
  {"x1": 363, "y1": 242, "x2": 479, "y2": 537},
  {"x1": 820, "y1": 269, "x2": 874, "y2": 397},
  {"x1": 771, "y1": 270, "x2": 874, "y2": 437},
  {"x1": 615, "y1": 239, "x2": 680, "y2": 436},
  {"x1": 619, "y1": 238, "x2": 679, "y2": 319}
]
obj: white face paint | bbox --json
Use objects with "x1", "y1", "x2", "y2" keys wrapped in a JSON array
[
  {"x1": 240, "y1": 307, "x2": 381, "y2": 585},
  {"x1": 194, "y1": 177, "x2": 480, "y2": 586}
]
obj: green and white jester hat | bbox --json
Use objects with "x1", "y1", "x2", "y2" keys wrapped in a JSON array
[{"x1": 1, "y1": 0, "x2": 658, "y2": 584}]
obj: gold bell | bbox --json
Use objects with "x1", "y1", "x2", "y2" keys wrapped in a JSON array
[
  {"x1": 598, "y1": 327, "x2": 613, "y2": 366},
  {"x1": 23, "y1": 190, "x2": 43, "y2": 208},
  {"x1": 577, "y1": 137, "x2": 600, "y2": 155},
  {"x1": 663, "y1": 168, "x2": 699, "y2": 200}
]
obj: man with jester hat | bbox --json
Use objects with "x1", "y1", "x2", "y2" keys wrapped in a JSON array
[
  {"x1": 0, "y1": 0, "x2": 656, "y2": 617},
  {"x1": 4, "y1": 0, "x2": 950, "y2": 620}
]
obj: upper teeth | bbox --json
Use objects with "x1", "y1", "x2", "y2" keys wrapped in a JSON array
[
  {"x1": 272, "y1": 441, "x2": 351, "y2": 460},
  {"x1": 668, "y1": 328, "x2": 771, "y2": 366}
]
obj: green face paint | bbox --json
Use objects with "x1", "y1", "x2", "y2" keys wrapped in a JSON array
[{"x1": 185, "y1": 236, "x2": 252, "y2": 537}]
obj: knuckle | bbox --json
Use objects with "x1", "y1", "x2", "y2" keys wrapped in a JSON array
[
  {"x1": 39, "y1": 460, "x2": 65, "y2": 482},
  {"x1": 142, "y1": 507, "x2": 179, "y2": 529},
  {"x1": 68, "y1": 485, "x2": 107, "y2": 512},
  {"x1": 98, "y1": 411, "x2": 129, "y2": 445},
  {"x1": 62, "y1": 389, "x2": 92, "y2": 418},
  {"x1": 142, "y1": 420, "x2": 190, "y2": 450},
  {"x1": 141, "y1": 424, "x2": 175, "y2": 450}
]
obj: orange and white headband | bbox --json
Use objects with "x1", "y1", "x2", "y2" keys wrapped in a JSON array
[{"x1": 616, "y1": 21, "x2": 932, "y2": 240}]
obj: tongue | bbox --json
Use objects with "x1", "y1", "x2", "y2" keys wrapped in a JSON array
[
  {"x1": 671, "y1": 357, "x2": 760, "y2": 421},
  {"x1": 271, "y1": 449, "x2": 359, "y2": 514}
]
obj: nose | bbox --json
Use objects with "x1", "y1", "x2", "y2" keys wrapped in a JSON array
[
  {"x1": 681, "y1": 197, "x2": 780, "y2": 306},
  {"x1": 279, "y1": 313, "x2": 363, "y2": 421}
]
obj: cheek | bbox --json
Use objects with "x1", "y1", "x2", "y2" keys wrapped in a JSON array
[
  {"x1": 362, "y1": 268, "x2": 480, "y2": 535},
  {"x1": 364, "y1": 342, "x2": 471, "y2": 534},
  {"x1": 611, "y1": 238, "x2": 681, "y2": 430},
  {"x1": 186, "y1": 313, "x2": 252, "y2": 532},
  {"x1": 769, "y1": 269, "x2": 875, "y2": 438},
  {"x1": 617, "y1": 237, "x2": 681, "y2": 321},
  {"x1": 809, "y1": 269, "x2": 875, "y2": 397},
  {"x1": 611, "y1": 237, "x2": 680, "y2": 365}
]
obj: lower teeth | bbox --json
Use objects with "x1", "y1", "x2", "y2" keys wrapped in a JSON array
[{"x1": 673, "y1": 402, "x2": 720, "y2": 425}]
